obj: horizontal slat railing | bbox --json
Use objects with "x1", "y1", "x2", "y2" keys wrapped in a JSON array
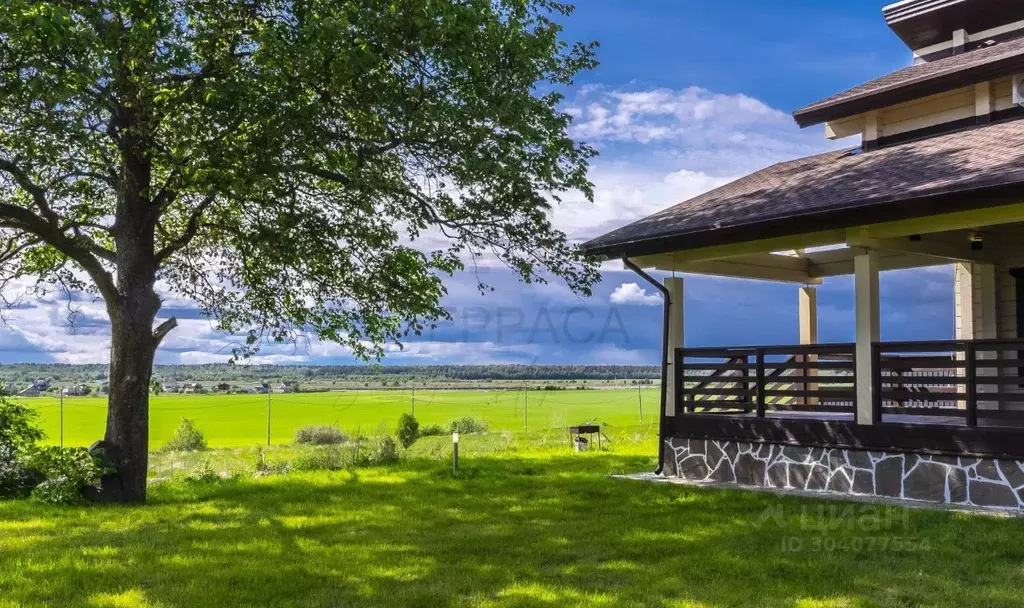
[
  {"x1": 874, "y1": 339, "x2": 1024, "y2": 428},
  {"x1": 675, "y1": 344, "x2": 856, "y2": 419}
]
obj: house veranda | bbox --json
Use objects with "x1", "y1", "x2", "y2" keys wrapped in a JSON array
[{"x1": 585, "y1": 0, "x2": 1024, "y2": 510}]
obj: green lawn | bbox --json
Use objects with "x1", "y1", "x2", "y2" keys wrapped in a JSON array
[
  {"x1": 3, "y1": 433, "x2": 1024, "y2": 607},
  {"x1": 27, "y1": 388, "x2": 656, "y2": 448}
]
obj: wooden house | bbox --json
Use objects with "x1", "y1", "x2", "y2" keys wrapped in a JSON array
[{"x1": 585, "y1": 0, "x2": 1024, "y2": 509}]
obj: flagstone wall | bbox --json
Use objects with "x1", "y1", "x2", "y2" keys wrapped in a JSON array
[{"x1": 663, "y1": 437, "x2": 1024, "y2": 510}]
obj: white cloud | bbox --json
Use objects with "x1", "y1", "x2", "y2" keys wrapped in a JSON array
[
  {"x1": 568, "y1": 85, "x2": 790, "y2": 145},
  {"x1": 564, "y1": 84, "x2": 849, "y2": 178},
  {"x1": 609, "y1": 283, "x2": 663, "y2": 307}
]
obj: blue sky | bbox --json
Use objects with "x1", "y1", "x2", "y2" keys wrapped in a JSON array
[{"x1": 0, "y1": 1, "x2": 958, "y2": 366}]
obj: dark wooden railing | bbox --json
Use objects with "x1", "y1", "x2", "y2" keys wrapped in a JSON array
[
  {"x1": 674, "y1": 340, "x2": 1024, "y2": 429},
  {"x1": 674, "y1": 344, "x2": 856, "y2": 418},
  {"x1": 873, "y1": 339, "x2": 1024, "y2": 428}
]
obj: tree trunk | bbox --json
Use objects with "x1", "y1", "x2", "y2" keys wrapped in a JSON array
[{"x1": 98, "y1": 287, "x2": 161, "y2": 503}]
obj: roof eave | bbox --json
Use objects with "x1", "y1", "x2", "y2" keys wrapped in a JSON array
[
  {"x1": 582, "y1": 181, "x2": 1024, "y2": 261},
  {"x1": 792, "y1": 51, "x2": 1024, "y2": 128}
]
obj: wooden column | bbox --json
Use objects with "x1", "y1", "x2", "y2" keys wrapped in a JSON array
[
  {"x1": 800, "y1": 286, "x2": 819, "y2": 404},
  {"x1": 665, "y1": 277, "x2": 684, "y2": 417},
  {"x1": 855, "y1": 251, "x2": 880, "y2": 425},
  {"x1": 799, "y1": 287, "x2": 818, "y2": 345},
  {"x1": 976, "y1": 264, "x2": 997, "y2": 410}
]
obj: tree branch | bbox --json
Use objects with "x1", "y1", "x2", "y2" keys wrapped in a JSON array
[
  {"x1": 0, "y1": 157, "x2": 60, "y2": 226},
  {"x1": 152, "y1": 316, "x2": 178, "y2": 345},
  {"x1": 155, "y1": 195, "x2": 216, "y2": 262},
  {"x1": 0, "y1": 202, "x2": 118, "y2": 301}
]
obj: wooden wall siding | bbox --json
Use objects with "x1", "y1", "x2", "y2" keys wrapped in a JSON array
[
  {"x1": 993, "y1": 77, "x2": 1015, "y2": 112},
  {"x1": 996, "y1": 255, "x2": 1024, "y2": 345},
  {"x1": 824, "y1": 77, "x2": 1014, "y2": 142},
  {"x1": 954, "y1": 263, "x2": 992, "y2": 341},
  {"x1": 878, "y1": 86, "x2": 976, "y2": 137}
]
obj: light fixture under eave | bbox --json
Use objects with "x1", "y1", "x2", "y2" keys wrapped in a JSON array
[{"x1": 970, "y1": 232, "x2": 984, "y2": 251}]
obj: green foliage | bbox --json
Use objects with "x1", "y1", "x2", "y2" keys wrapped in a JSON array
[
  {"x1": 0, "y1": 441, "x2": 40, "y2": 499},
  {"x1": 367, "y1": 436, "x2": 400, "y2": 465},
  {"x1": 0, "y1": 397, "x2": 46, "y2": 498},
  {"x1": 292, "y1": 436, "x2": 402, "y2": 471},
  {"x1": 20, "y1": 446, "x2": 108, "y2": 505},
  {"x1": 419, "y1": 424, "x2": 447, "y2": 437},
  {"x1": 185, "y1": 459, "x2": 222, "y2": 484},
  {"x1": 449, "y1": 417, "x2": 490, "y2": 435},
  {"x1": 162, "y1": 419, "x2": 208, "y2": 452},
  {"x1": 0, "y1": 0, "x2": 600, "y2": 360},
  {"x1": 293, "y1": 425, "x2": 346, "y2": 446},
  {"x1": 292, "y1": 446, "x2": 349, "y2": 472},
  {"x1": 0, "y1": 397, "x2": 44, "y2": 451},
  {"x1": 395, "y1": 413, "x2": 420, "y2": 448},
  {"x1": 30, "y1": 478, "x2": 85, "y2": 506}
]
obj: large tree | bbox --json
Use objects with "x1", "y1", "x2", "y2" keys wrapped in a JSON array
[{"x1": 0, "y1": 0, "x2": 598, "y2": 502}]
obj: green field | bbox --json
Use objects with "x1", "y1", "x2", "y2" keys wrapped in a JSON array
[{"x1": 26, "y1": 388, "x2": 658, "y2": 448}]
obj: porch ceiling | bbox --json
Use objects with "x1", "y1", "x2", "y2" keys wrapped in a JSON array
[{"x1": 633, "y1": 223, "x2": 1024, "y2": 284}]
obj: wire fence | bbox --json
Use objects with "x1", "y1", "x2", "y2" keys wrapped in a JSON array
[{"x1": 25, "y1": 385, "x2": 660, "y2": 448}]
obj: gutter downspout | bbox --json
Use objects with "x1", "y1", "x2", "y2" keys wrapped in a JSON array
[{"x1": 621, "y1": 257, "x2": 671, "y2": 475}]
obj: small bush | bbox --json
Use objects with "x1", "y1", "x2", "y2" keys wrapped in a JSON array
[
  {"x1": 365, "y1": 436, "x2": 400, "y2": 465},
  {"x1": 449, "y1": 417, "x2": 489, "y2": 435},
  {"x1": 162, "y1": 419, "x2": 207, "y2": 452},
  {"x1": 31, "y1": 477, "x2": 84, "y2": 505},
  {"x1": 253, "y1": 447, "x2": 291, "y2": 476},
  {"x1": 0, "y1": 397, "x2": 44, "y2": 451},
  {"x1": 292, "y1": 445, "x2": 348, "y2": 471},
  {"x1": 20, "y1": 446, "x2": 107, "y2": 505},
  {"x1": 419, "y1": 424, "x2": 447, "y2": 437},
  {"x1": 294, "y1": 425, "x2": 347, "y2": 446},
  {"x1": 186, "y1": 459, "x2": 222, "y2": 483},
  {"x1": 0, "y1": 441, "x2": 40, "y2": 499},
  {"x1": 396, "y1": 413, "x2": 419, "y2": 448}
]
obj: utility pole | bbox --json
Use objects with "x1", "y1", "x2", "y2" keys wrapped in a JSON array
[
  {"x1": 638, "y1": 385, "x2": 643, "y2": 425},
  {"x1": 59, "y1": 387, "x2": 64, "y2": 448},
  {"x1": 266, "y1": 388, "x2": 272, "y2": 447}
]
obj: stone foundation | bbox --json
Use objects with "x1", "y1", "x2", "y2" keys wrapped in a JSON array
[{"x1": 663, "y1": 437, "x2": 1024, "y2": 510}]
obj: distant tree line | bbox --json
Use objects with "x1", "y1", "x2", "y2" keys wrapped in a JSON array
[{"x1": 0, "y1": 364, "x2": 661, "y2": 386}]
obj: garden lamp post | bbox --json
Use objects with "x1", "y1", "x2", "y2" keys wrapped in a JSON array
[{"x1": 453, "y1": 431, "x2": 460, "y2": 473}]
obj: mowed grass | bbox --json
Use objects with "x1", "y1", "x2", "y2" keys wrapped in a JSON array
[
  {"x1": 3, "y1": 432, "x2": 1024, "y2": 607},
  {"x1": 26, "y1": 388, "x2": 656, "y2": 448}
]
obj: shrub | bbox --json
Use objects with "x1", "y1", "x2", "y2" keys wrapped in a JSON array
[
  {"x1": 31, "y1": 477, "x2": 84, "y2": 505},
  {"x1": 294, "y1": 425, "x2": 346, "y2": 446},
  {"x1": 0, "y1": 397, "x2": 44, "y2": 451},
  {"x1": 186, "y1": 459, "x2": 222, "y2": 483},
  {"x1": 0, "y1": 441, "x2": 40, "y2": 499},
  {"x1": 365, "y1": 436, "x2": 400, "y2": 465},
  {"x1": 162, "y1": 419, "x2": 207, "y2": 452},
  {"x1": 396, "y1": 413, "x2": 419, "y2": 448},
  {"x1": 449, "y1": 417, "x2": 489, "y2": 435},
  {"x1": 20, "y1": 446, "x2": 108, "y2": 505},
  {"x1": 292, "y1": 445, "x2": 348, "y2": 471},
  {"x1": 253, "y1": 447, "x2": 290, "y2": 476},
  {"x1": 419, "y1": 424, "x2": 447, "y2": 437}
]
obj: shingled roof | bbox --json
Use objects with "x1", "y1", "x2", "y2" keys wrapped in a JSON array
[
  {"x1": 582, "y1": 117, "x2": 1024, "y2": 259},
  {"x1": 793, "y1": 35, "x2": 1024, "y2": 127}
]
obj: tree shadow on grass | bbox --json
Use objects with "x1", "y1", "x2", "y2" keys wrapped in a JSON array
[{"x1": 2, "y1": 453, "x2": 1024, "y2": 607}]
